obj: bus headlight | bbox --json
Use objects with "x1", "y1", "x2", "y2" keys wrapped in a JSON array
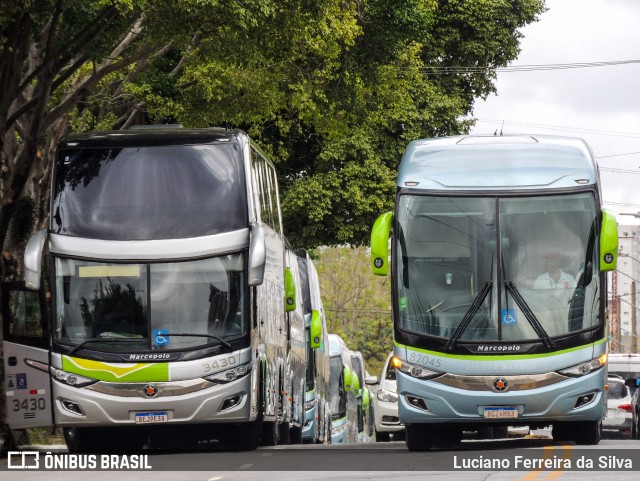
[
  {"x1": 393, "y1": 357, "x2": 441, "y2": 380},
  {"x1": 50, "y1": 367, "x2": 97, "y2": 388},
  {"x1": 204, "y1": 362, "x2": 252, "y2": 384},
  {"x1": 376, "y1": 389, "x2": 398, "y2": 403},
  {"x1": 558, "y1": 354, "x2": 606, "y2": 377}
]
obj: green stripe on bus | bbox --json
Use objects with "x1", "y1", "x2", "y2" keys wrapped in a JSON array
[{"x1": 62, "y1": 355, "x2": 170, "y2": 382}]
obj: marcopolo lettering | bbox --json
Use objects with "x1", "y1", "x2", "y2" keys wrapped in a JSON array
[
  {"x1": 476, "y1": 345, "x2": 521, "y2": 353},
  {"x1": 127, "y1": 353, "x2": 172, "y2": 361}
]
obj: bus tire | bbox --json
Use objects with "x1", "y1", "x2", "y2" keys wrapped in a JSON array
[
  {"x1": 260, "y1": 419, "x2": 279, "y2": 446},
  {"x1": 226, "y1": 421, "x2": 261, "y2": 451},
  {"x1": 573, "y1": 420, "x2": 601, "y2": 445},
  {"x1": 278, "y1": 421, "x2": 290, "y2": 445},
  {"x1": 289, "y1": 425, "x2": 303, "y2": 444},
  {"x1": 405, "y1": 424, "x2": 433, "y2": 451}
]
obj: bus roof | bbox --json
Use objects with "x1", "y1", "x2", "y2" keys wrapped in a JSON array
[
  {"x1": 59, "y1": 127, "x2": 243, "y2": 148},
  {"x1": 397, "y1": 134, "x2": 598, "y2": 191}
]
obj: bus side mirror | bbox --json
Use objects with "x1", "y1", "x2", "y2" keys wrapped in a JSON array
[
  {"x1": 248, "y1": 224, "x2": 266, "y2": 286},
  {"x1": 362, "y1": 387, "x2": 370, "y2": 408},
  {"x1": 343, "y1": 365, "x2": 352, "y2": 392},
  {"x1": 599, "y1": 210, "x2": 618, "y2": 272},
  {"x1": 371, "y1": 211, "x2": 393, "y2": 276},
  {"x1": 24, "y1": 229, "x2": 48, "y2": 290},
  {"x1": 352, "y1": 373, "x2": 360, "y2": 393},
  {"x1": 310, "y1": 309, "x2": 322, "y2": 349},
  {"x1": 285, "y1": 267, "x2": 296, "y2": 312}
]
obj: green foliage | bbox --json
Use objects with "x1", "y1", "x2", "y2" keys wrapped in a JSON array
[
  {"x1": 0, "y1": 0, "x2": 546, "y2": 257},
  {"x1": 315, "y1": 246, "x2": 392, "y2": 374}
]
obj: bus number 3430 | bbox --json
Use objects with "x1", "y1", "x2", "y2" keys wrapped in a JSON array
[{"x1": 12, "y1": 398, "x2": 46, "y2": 411}]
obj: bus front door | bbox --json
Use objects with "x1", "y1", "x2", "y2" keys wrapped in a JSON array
[{"x1": 1, "y1": 282, "x2": 53, "y2": 430}]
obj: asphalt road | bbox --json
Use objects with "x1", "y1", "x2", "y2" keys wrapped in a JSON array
[{"x1": 1, "y1": 431, "x2": 639, "y2": 480}]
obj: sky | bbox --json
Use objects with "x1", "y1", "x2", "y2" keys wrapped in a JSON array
[{"x1": 469, "y1": 0, "x2": 640, "y2": 226}]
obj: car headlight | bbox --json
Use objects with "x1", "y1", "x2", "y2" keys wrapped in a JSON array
[
  {"x1": 558, "y1": 354, "x2": 606, "y2": 377},
  {"x1": 376, "y1": 389, "x2": 398, "y2": 403},
  {"x1": 50, "y1": 366, "x2": 97, "y2": 388},
  {"x1": 393, "y1": 357, "x2": 441, "y2": 380},
  {"x1": 203, "y1": 361, "x2": 252, "y2": 384}
]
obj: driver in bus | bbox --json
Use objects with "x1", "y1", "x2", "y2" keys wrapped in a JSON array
[{"x1": 533, "y1": 251, "x2": 576, "y2": 291}]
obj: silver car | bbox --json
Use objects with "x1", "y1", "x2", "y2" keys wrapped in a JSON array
[
  {"x1": 373, "y1": 352, "x2": 405, "y2": 441},
  {"x1": 603, "y1": 376, "x2": 633, "y2": 436}
]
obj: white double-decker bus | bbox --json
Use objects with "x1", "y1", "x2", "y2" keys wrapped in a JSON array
[
  {"x1": 370, "y1": 135, "x2": 619, "y2": 450},
  {"x1": 2, "y1": 127, "x2": 290, "y2": 451}
]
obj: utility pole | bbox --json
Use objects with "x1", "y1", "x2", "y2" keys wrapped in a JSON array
[{"x1": 633, "y1": 281, "x2": 639, "y2": 353}]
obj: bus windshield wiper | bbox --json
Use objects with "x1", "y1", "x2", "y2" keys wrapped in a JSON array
[
  {"x1": 68, "y1": 338, "x2": 143, "y2": 355},
  {"x1": 161, "y1": 333, "x2": 233, "y2": 350},
  {"x1": 444, "y1": 281, "x2": 493, "y2": 351},
  {"x1": 504, "y1": 281, "x2": 553, "y2": 349}
]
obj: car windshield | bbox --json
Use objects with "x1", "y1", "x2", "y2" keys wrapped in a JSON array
[
  {"x1": 607, "y1": 381, "x2": 628, "y2": 400},
  {"x1": 396, "y1": 192, "x2": 600, "y2": 342},
  {"x1": 53, "y1": 254, "x2": 245, "y2": 352}
]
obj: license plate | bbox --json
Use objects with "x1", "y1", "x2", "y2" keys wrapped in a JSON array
[
  {"x1": 135, "y1": 411, "x2": 168, "y2": 424},
  {"x1": 483, "y1": 407, "x2": 518, "y2": 419}
]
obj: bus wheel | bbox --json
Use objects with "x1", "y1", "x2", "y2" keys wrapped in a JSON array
[
  {"x1": 405, "y1": 424, "x2": 433, "y2": 451},
  {"x1": 260, "y1": 419, "x2": 279, "y2": 446},
  {"x1": 573, "y1": 420, "x2": 601, "y2": 445},
  {"x1": 226, "y1": 421, "x2": 261, "y2": 450},
  {"x1": 289, "y1": 425, "x2": 303, "y2": 444},
  {"x1": 278, "y1": 421, "x2": 290, "y2": 445}
]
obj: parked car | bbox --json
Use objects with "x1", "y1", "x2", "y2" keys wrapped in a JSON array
[
  {"x1": 625, "y1": 377, "x2": 640, "y2": 440},
  {"x1": 603, "y1": 376, "x2": 633, "y2": 436},
  {"x1": 371, "y1": 352, "x2": 404, "y2": 442}
]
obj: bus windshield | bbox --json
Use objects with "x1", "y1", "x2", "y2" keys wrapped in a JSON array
[
  {"x1": 328, "y1": 356, "x2": 346, "y2": 418},
  {"x1": 395, "y1": 192, "x2": 599, "y2": 342},
  {"x1": 53, "y1": 254, "x2": 246, "y2": 352},
  {"x1": 52, "y1": 143, "x2": 247, "y2": 240}
]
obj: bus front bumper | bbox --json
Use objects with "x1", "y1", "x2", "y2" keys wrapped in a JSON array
[
  {"x1": 52, "y1": 373, "x2": 257, "y2": 427},
  {"x1": 397, "y1": 370, "x2": 605, "y2": 425}
]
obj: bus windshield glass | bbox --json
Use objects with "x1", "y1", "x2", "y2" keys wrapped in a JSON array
[
  {"x1": 52, "y1": 143, "x2": 247, "y2": 240},
  {"x1": 395, "y1": 192, "x2": 599, "y2": 342},
  {"x1": 328, "y1": 356, "x2": 346, "y2": 418},
  {"x1": 53, "y1": 254, "x2": 246, "y2": 351}
]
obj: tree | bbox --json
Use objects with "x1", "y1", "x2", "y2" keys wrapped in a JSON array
[{"x1": 315, "y1": 245, "x2": 392, "y2": 375}]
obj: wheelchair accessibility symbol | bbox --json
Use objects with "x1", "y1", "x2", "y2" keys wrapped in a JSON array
[
  {"x1": 153, "y1": 329, "x2": 170, "y2": 347},
  {"x1": 501, "y1": 309, "x2": 518, "y2": 326}
]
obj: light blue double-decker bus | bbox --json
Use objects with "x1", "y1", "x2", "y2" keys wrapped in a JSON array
[{"x1": 371, "y1": 135, "x2": 618, "y2": 450}]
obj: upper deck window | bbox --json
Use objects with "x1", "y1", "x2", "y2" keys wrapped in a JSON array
[{"x1": 52, "y1": 143, "x2": 247, "y2": 240}]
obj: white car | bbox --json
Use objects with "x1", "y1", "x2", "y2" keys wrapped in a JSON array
[
  {"x1": 372, "y1": 352, "x2": 405, "y2": 441},
  {"x1": 603, "y1": 376, "x2": 633, "y2": 436}
]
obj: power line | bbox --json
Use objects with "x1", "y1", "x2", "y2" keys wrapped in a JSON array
[
  {"x1": 600, "y1": 167, "x2": 640, "y2": 175},
  {"x1": 473, "y1": 118, "x2": 640, "y2": 139},
  {"x1": 419, "y1": 59, "x2": 640, "y2": 74}
]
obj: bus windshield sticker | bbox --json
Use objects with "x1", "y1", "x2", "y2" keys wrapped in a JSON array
[
  {"x1": 153, "y1": 330, "x2": 170, "y2": 347},
  {"x1": 501, "y1": 309, "x2": 518, "y2": 326}
]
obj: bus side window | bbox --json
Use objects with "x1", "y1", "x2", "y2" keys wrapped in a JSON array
[{"x1": 2, "y1": 282, "x2": 48, "y2": 348}]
